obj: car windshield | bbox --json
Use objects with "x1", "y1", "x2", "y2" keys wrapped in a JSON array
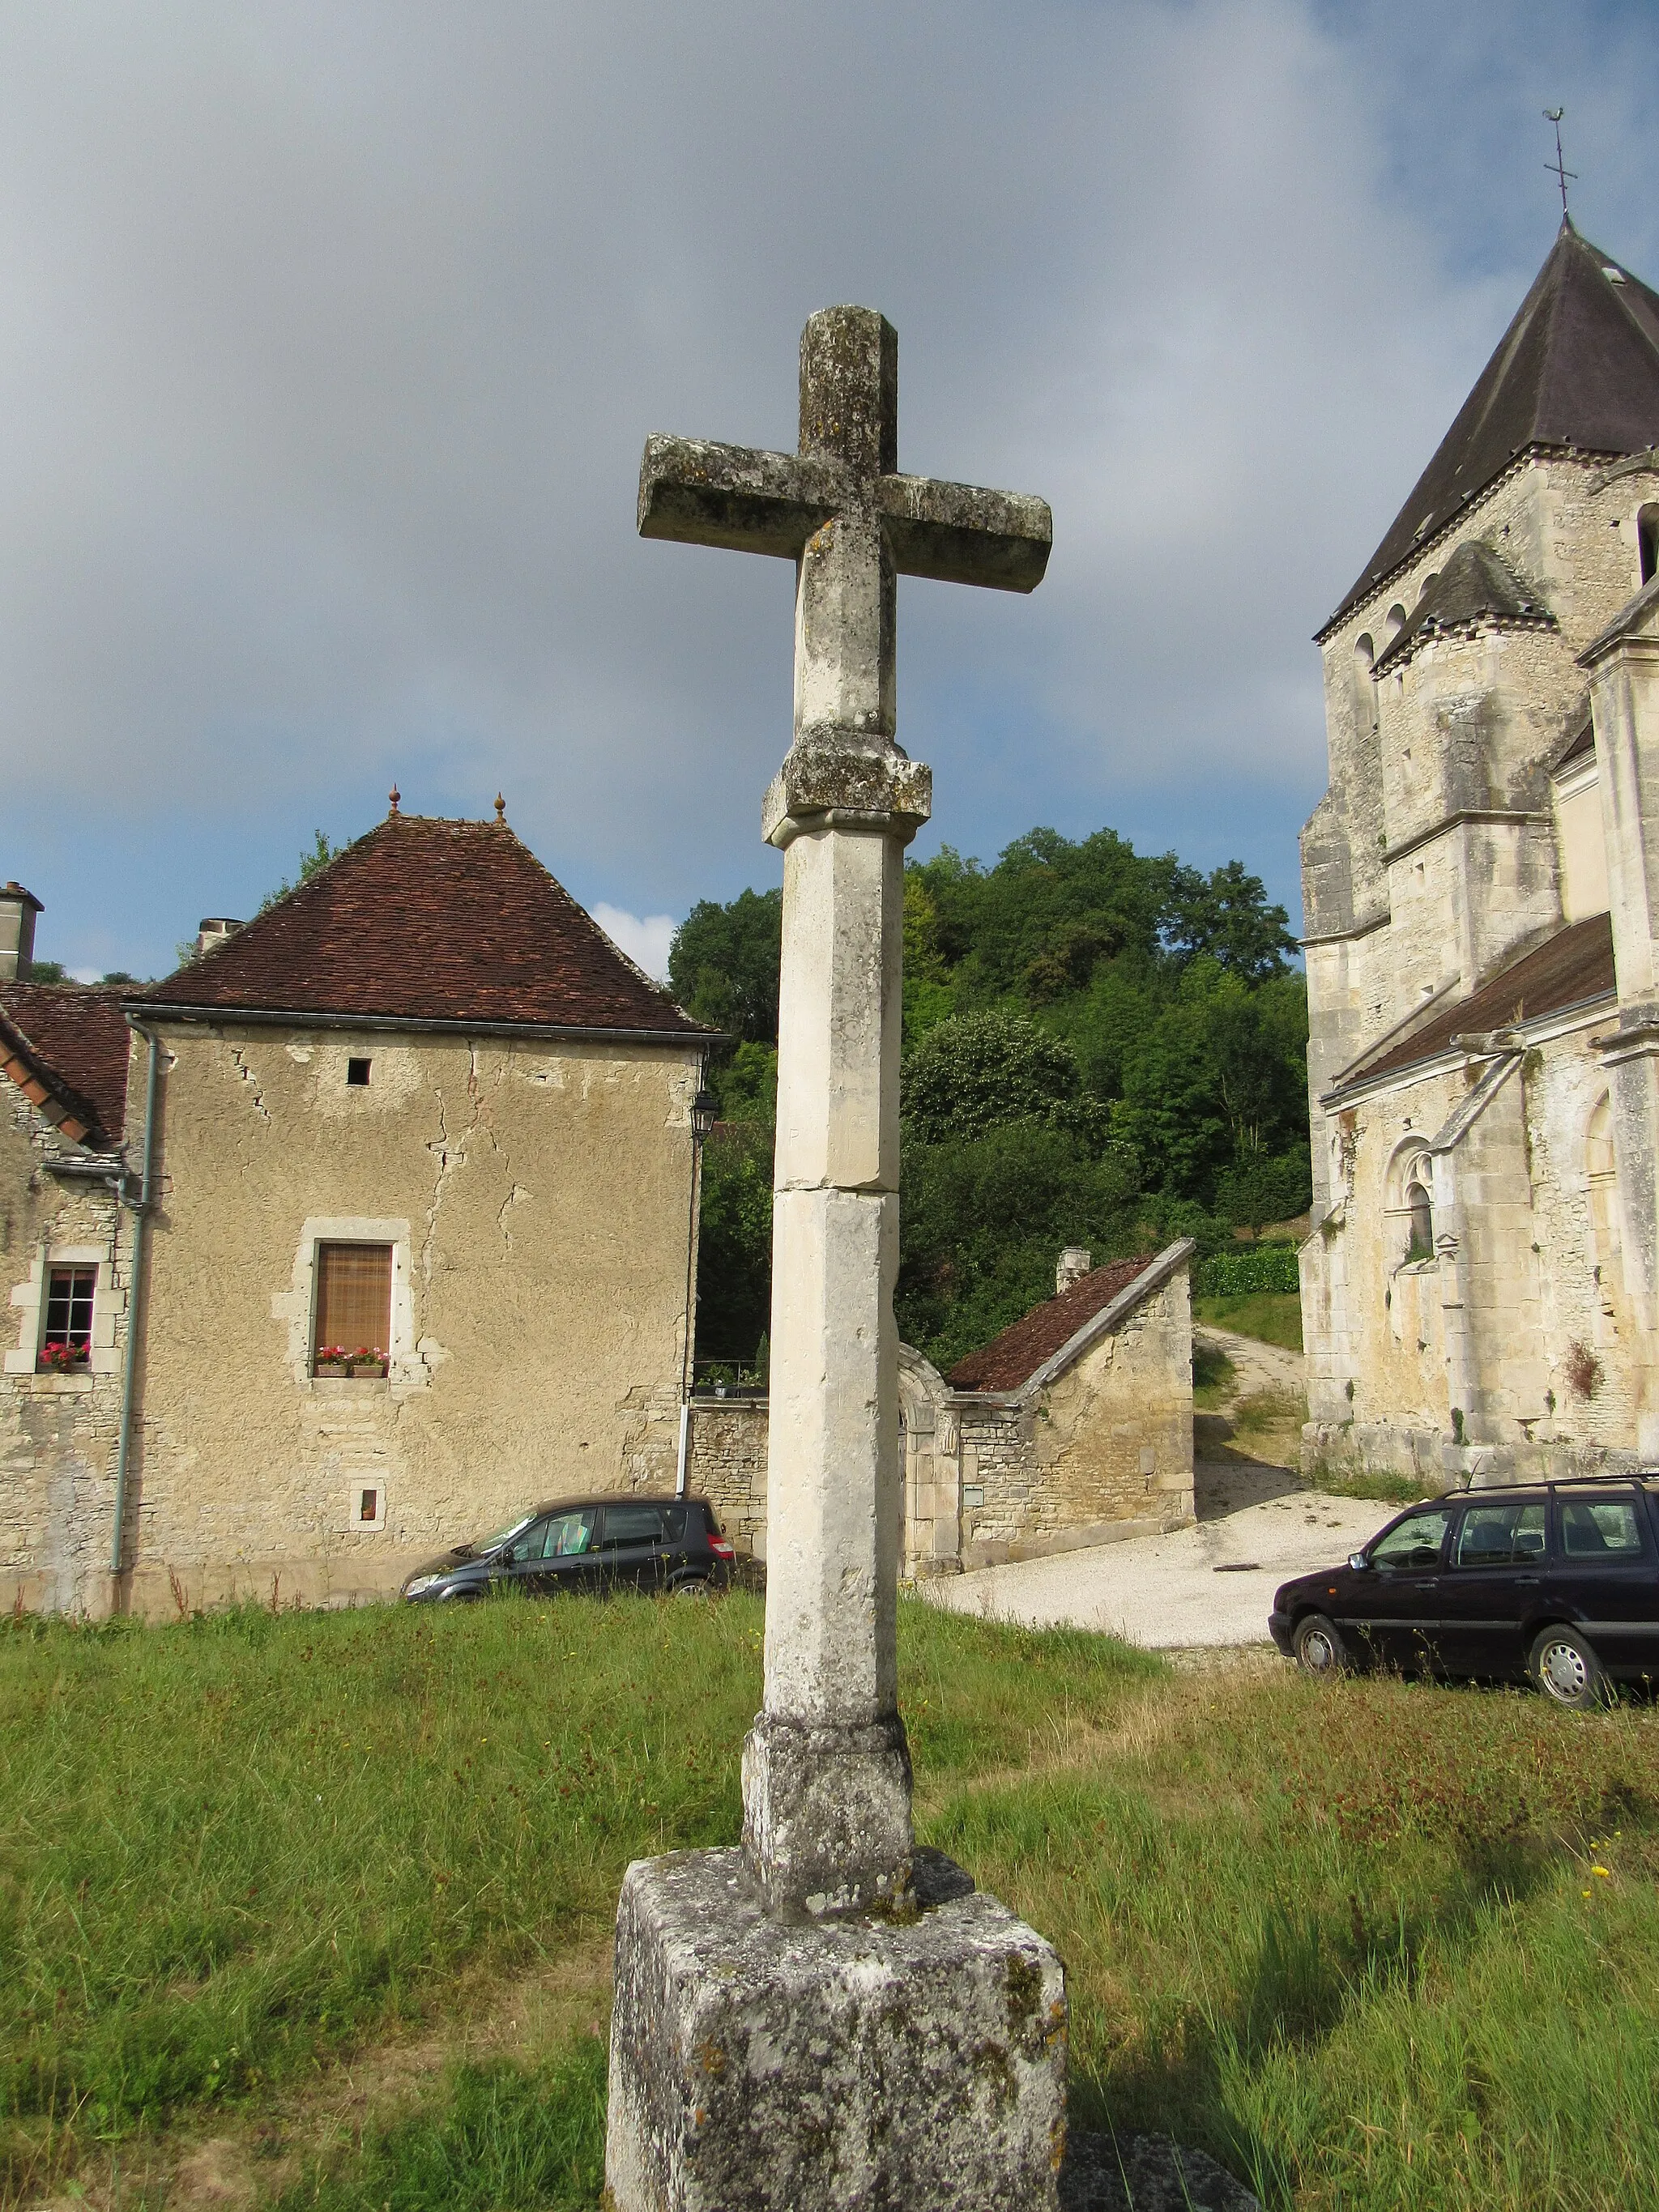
[{"x1": 471, "y1": 1512, "x2": 536, "y2": 1558}]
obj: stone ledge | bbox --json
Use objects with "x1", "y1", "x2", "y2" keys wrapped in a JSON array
[
  {"x1": 761, "y1": 740, "x2": 932, "y2": 847},
  {"x1": 605, "y1": 1844, "x2": 1065, "y2": 2212}
]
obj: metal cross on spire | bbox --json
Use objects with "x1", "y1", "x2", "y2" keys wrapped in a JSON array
[{"x1": 1545, "y1": 109, "x2": 1577, "y2": 220}]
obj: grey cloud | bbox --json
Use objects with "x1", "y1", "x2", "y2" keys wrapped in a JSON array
[{"x1": 2, "y1": 0, "x2": 1654, "y2": 975}]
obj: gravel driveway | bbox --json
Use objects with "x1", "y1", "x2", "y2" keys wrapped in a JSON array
[{"x1": 922, "y1": 1327, "x2": 1406, "y2": 1652}]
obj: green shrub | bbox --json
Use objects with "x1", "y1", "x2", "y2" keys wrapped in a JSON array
[{"x1": 1195, "y1": 1243, "x2": 1300, "y2": 1297}]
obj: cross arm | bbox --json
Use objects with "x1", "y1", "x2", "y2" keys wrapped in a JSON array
[
  {"x1": 876, "y1": 475, "x2": 1052, "y2": 593},
  {"x1": 638, "y1": 434, "x2": 842, "y2": 559}
]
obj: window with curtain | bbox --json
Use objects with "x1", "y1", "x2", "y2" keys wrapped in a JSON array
[{"x1": 313, "y1": 1243, "x2": 393, "y2": 1367}]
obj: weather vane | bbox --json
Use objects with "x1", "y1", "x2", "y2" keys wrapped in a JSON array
[{"x1": 1545, "y1": 109, "x2": 1576, "y2": 219}]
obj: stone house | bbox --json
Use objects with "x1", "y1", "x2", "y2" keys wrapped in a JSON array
[
  {"x1": 1300, "y1": 218, "x2": 1659, "y2": 1485},
  {"x1": 690, "y1": 1239, "x2": 1195, "y2": 1572},
  {"x1": 1, "y1": 805, "x2": 712, "y2": 1616}
]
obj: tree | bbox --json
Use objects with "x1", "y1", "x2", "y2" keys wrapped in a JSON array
[
  {"x1": 694, "y1": 1123, "x2": 774, "y2": 1368},
  {"x1": 1165, "y1": 859, "x2": 1296, "y2": 980},
  {"x1": 901, "y1": 1012, "x2": 1101, "y2": 1148},
  {"x1": 667, "y1": 887, "x2": 783, "y2": 1042},
  {"x1": 897, "y1": 1123, "x2": 1143, "y2": 1372},
  {"x1": 258, "y1": 829, "x2": 345, "y2": 914}
]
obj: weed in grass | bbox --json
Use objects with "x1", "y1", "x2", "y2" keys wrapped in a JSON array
[
  {"x1": 1231, "y1": 1387, "x2": 1307, "y2": 1438},
  {"x1": 1301, "y1": 1462, "x2": 1424, "y2": 1506}
]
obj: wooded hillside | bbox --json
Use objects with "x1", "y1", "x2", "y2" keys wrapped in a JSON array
[{"x1": 669, "y1": 826, "x2": 1309, "y2": 1376}]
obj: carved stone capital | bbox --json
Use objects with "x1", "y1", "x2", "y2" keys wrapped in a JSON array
[{"x1": 762, "y1": 739, "x2": 932, "y2": 850}]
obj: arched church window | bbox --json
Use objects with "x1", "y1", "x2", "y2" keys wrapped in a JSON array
[
  {"x1": 1418, "y1": 573, "x2": 1439, "y2": 602},
  {"x1": 1386, "y1": 1142, "x2": 1436, "y2": 1268},
  {"x1": 1638, "y1": 505, "x2": 1659, "y2": 587},
  {"x1": 1405, "y1": 1174, "x2": 1435, "y2": 1263},
  {"x1": 1384, "y1": 603, "x2": 1408, "y2": 645}
]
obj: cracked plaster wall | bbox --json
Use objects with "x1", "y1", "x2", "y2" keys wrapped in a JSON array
[{"x1": 104, "y1": 1022, "x2": 701, "y2": 1617}]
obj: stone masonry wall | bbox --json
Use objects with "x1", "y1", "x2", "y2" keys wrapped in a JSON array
[
  {"x1": 0, "y1": 1068, "x2": 132, "y2": 1613},
  {"x1": 688, "y1": 1267, "x2": 1196, "y2": 1573}
]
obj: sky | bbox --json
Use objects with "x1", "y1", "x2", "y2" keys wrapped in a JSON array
[{"x1": 3, "y1": 1, "x2": 1657, "y2": 984}]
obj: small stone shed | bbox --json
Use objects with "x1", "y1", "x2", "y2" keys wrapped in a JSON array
[{"x1": 689, "y1": 1239, "x2": 1196, "y2": 1575}]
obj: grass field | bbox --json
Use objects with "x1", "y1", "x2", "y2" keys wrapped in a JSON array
[{"x1": 3, "y1": 1597, "x2": 1658, "y2": 2212}]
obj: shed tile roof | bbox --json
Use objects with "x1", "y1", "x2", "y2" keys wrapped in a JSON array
[
  {"x1": 0, "y1": 985, "x2": 131, "y2": 1143},
  {"x1": 136, "y1": 812, "x2": 708, "y2": 1037},
  {"x1": 1371, "y1": 541, "x2": 1555, "y2": 673},
  {"x1": 1327, "y1": 223, "x2": 1659, "y2": 633},
  {"x1": 1336, "y1": 912, "x2": 1615, "y2": 1090},
  {"x1": 946, "y1": 1255, "x2": 1156, "y2": 1392}
]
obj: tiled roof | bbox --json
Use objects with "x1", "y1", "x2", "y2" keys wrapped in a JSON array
[
  {"x1": 1337, "y1": 912, "x2": 1615, "y2": 1090},
  {"x1": 947, "y1": 1254, "x2": 1157, "y2": 1392},
  {"x1": 0, "y1": 985, "x2": 130, "y2": 1143},
  {"x1": 1372, "y1": 541, "x2": 1555, "y2": 673},
  {"x1": 1327, "y1": 223, "x2": 1659, "y2": 633},
  {"x1": 136, "y1": 812, "x2": 709, "y2": 1038}
]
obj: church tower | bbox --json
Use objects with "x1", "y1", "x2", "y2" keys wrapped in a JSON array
[{"x1": 1301, "y1": 219, "x2": 1659, "y2": 1483}]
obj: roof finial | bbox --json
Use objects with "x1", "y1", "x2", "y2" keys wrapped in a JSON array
[
  {"x1": 494, "y1": 792, "x2": 506, "y2": 823},
  {"x1": 1545, "y1": 109, "x2": 1577, "y2": 224},
  {"x1": 388, "y1": 783, "x2": 401, "y2": 816}
]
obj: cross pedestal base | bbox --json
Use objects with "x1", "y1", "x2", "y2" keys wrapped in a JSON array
[{"x1": 604, "y1": 1845, "x2": 1067, "y2": 2212}]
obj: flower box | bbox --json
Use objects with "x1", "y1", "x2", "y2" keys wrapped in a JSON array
[
  {"x1": 36, "y1": 1345, "x2": 89, "y2": 1375},
  {"x1": 349, "y1": 1361, "x2": 388, "y2": 1379},
  {"x1": 315, "y1": 1362, "x2": 350, "y2": 1379}
]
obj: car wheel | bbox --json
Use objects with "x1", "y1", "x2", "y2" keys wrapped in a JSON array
[
  {"x1": 671, "y1": 1575, "x2": 711, "y2": 1599},
  {"x1": 1529, "y1": 1626, "x2": 1613, "y2": 1711},
  {"x1": 1293, "y1": 1612, "x2": 1349, "y2": 1678}
]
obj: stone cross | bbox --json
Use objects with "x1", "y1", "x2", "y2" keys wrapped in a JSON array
[{"x1": 640, "y1": 308, "x2": 1050, "y2": 1917}]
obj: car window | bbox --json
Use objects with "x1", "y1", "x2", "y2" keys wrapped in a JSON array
[
  {"x1": 505, "y1": 1517, "x2": 550, "y2": 1562},
  {"x1": 1370, "y1": 1509, "x2": 1452, "y2": 1571},
  {"x1": 543, "y1": 1510, "x2": 595, "y2": 1558},
  {"x1": 601, "y1": 1504, "x2": 664, "y2": 1546},
  {"x1": 1455, "y1": 1502, "x2": 1546, "y2": 1568},
  {"x1": 1559, "y1": 1497, "x2": 1645, "y2": 1561},
  {"x1": 479, "y1": 1511, "x2": 536, "y2": 1555},
  {"x1": 662, "y1": 1505, "x2": 688, "y2": 1543}
]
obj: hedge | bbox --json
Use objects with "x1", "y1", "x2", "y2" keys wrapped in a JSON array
[{"x1": 1193, "y1": 1243, "x2": 1301, "y2": 1298}]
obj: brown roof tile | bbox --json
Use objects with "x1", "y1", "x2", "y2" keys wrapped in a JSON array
[
  {"x1": 947, "y1": 1254, "x2": 1157, "y2": 1392},
  {"x1": 1338, "y1": 912, "x2": 1615, "y2": 1089},
  {"x1": 136, "y1": 813, "x2": 709, "y2": 1038},
  {"x1": 0, "y1": 985, "x2": 131, "y2": 1142}
]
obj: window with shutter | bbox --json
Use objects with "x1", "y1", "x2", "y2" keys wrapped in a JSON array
[{"x1": 313, "y1": 1244, "x2": 393, "y2": 1370}]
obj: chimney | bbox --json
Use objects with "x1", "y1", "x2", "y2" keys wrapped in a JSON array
[
  {"x1": 0, "y1": 884, "x2": 43, "y2": 982},
  {"x1": 1056, "y1": 1246, "x2": 1092, "y2": 1294},
  {"x1": 196, "y1": 917, "x2": 244, "y2": 959}
]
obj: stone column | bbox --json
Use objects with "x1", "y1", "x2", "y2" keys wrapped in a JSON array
[{"x1": 741, "y1": 750, "x2": 929, "y2": 1918}]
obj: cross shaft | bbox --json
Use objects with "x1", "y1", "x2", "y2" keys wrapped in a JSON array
[{"x1": 640, "y1": 308, "x2": 1049, "y2": 1919}]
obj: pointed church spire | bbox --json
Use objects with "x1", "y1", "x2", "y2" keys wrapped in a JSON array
[{"x1": 1324, "y1": 224, "x2": 1659, "y2": 633}]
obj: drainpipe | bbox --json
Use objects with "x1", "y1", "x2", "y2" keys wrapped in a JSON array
[
  {"x1": 676, "y1": 1075, "x2": 719, "y2": 1498},
  {"x1": 110, "y1": 1025, "x2": 160, "y2": 1584}
]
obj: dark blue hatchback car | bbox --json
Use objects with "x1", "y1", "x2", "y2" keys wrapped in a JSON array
[
  {"x1": 1270, "y1": 1479, "x2": 1659, "y2": 1707},
  {"x1": 401, "y1": 1495, "x2": 734, "y2": 1604}
]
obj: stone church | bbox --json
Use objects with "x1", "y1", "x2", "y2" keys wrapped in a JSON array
[
  {"x1": 1301, "y1": 218, "x2": 1659, "y2": 1485},
  {"x1": 1, "y1": 803, "x2": 711, "y2": 1617}
]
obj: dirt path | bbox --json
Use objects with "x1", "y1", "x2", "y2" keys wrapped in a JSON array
[{"x1": 925, "y1": 1325, "x2": 1392, "y2": 1648}]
